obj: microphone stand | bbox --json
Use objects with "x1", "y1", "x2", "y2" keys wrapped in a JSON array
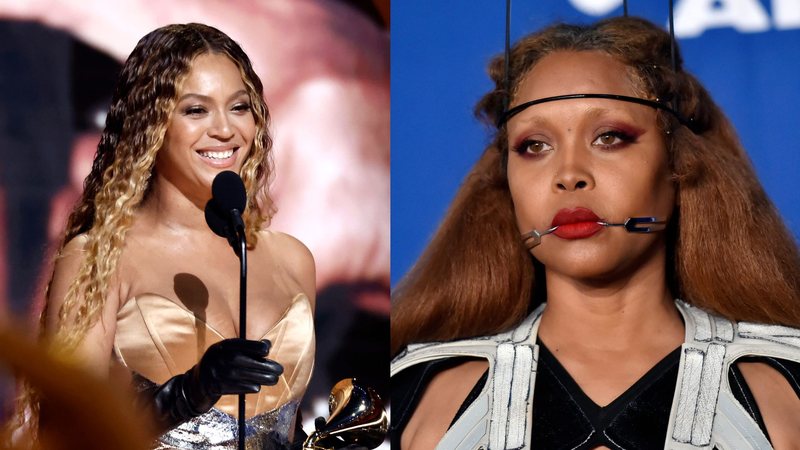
[{"x1": 234, "y1": 223, "x2": 247, "y2": 450}]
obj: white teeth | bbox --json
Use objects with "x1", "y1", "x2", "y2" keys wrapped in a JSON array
[{"x1": 198, "y1": 149, "x2": 234, "y2": 160}]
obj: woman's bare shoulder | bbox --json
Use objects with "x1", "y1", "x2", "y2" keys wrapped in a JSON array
[
  {"x1": 45, "y1": 232, "x2": 121, "y2": 375},
  {"x1": 258, "y1": 230, "x2": 314, "y2": 269},
  {"x1": 258, "y1": 230, "x2": 316, "y2": 300},
  {"x1": 402, "y1": 359, "x2": 488, "y2": 450},
  {"x1": 59, "y1": 233, "x2": 89, "y2": 256},
  {"x1": 49, "y1": 234, "x2": 90, "y2": 307},
  {"x1": 738, "y1": 361, "x2": 800, "y2": 449}
]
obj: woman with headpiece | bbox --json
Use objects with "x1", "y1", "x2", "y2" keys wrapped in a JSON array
[
  {"x1": 391, "y1": 16, "x2": 800, "y2": 450},
  {"x1": 14, "y1": 23, "x2": 316, "y2": 449}
]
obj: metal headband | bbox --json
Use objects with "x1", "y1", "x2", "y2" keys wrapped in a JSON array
[{"x1": 496, "y1": 93, "x2": 694, "y2": 128}]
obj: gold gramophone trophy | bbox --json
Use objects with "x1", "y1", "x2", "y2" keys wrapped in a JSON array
[{"x1": 303, "y1": 378, "x2": 389, "y2": 450}]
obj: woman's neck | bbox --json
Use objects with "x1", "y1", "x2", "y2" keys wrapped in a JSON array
[
  {"x1": 137, "y1": 176, "x2": 214, "y2": 234},
  {"x1": 537, "y1": 252, "x2": 684, "y2": 353}
]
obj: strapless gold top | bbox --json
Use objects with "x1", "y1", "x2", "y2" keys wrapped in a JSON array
[{"x1": 113, "y1": 293, "x2": 315, "y2": 449}]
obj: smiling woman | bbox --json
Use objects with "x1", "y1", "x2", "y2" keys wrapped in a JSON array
[
  {"x1": 9, "y1": 23, "x2": 319, "y2": 450},
  {"x1": 158, "y1": 53, "x2": 256, "y2": 207},
  {"x1": 391, "y1": 17, "x2": 800, "y2": 450}
]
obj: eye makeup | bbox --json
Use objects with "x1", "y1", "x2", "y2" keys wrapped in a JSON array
[{"x1": 509, "y1": 108, "x2": 647, "y2": 157}]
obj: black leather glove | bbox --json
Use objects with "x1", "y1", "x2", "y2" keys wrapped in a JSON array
[{"x1": 150, "y1": 338, "x2": 283, "y2": 431}]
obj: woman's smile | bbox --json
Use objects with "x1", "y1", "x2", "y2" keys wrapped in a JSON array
[{"x1": 196, "y1": 145, "x2": 241, "y2": 168}]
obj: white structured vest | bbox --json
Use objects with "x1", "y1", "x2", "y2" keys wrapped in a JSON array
[{"x1": 390, "y1": 300, "x2": 800, "y2": 450}]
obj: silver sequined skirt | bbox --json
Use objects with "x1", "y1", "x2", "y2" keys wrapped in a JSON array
[{"x1": 151, "y1": 400, "x2": 299, "y2": 450}]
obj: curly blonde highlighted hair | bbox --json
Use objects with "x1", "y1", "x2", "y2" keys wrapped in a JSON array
[
  {"x1": 53, "y1": 22, "x2": 274, "y2": 346},
  {"x1": 392, "y1": 17, "x2": 800, "y2": 354},
  {"x1": 15, "y1": 22, "x2": 275, "y2": 433}
]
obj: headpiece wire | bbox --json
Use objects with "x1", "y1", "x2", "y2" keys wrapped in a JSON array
[
  {"x1": 499, "y1": 1, "x2": 697, "y2": 133},
  {"x1": 503, "y1": 0, "x2": 512, "y2": 113},
  {"x1": 668, "y1": 0, "x2": 679, "y2": 114}
]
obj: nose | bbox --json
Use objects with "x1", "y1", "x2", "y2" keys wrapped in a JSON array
[
  {"x1": 552, "y1": 143, "x2": 594, "y2": 192},
  {"x1": 209, "y1": 111, "x2": 234, "y2": 140}
]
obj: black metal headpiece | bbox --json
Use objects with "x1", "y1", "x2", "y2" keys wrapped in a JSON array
[{"x1": 498, "y1": 0, "x2": 698, "y2": 133}]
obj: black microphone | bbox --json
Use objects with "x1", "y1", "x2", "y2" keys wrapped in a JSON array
[{"x1": 204, "y1": 171, "x2": 247, "y2": 253}]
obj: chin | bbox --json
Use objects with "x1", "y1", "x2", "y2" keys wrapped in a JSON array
[
  {"x1": 200, "y1": 167, "x2": 236, "y2": 185},
  {"x1": 544, "y1": 259, "x2": 624, "y2": 283},
  {"x1": 538, "y1": 238, "x2": 664, "y2": 285},
  {"x1": 537, "y1": 244, "x2": 630, "y2": 279}
]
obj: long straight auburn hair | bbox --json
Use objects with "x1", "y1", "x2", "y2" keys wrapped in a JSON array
[{"x1": 391, "y1": 17, "x2": 800, "y2": 355}]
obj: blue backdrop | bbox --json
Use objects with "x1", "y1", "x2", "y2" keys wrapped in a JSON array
[{"x1": 391, "y1": 0, "x2": 800, "y2": 286}]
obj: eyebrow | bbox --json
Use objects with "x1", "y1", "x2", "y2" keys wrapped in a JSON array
[
  {"x1": 177, "y1": 89, "x2": 249, "y2": 103},
  {"x1": 514, "y1": 105, "x2": 637, "y2": 129}
]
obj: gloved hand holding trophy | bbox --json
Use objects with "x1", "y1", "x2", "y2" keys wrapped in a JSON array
[{"x1": 302, "y1": 378, "x2": 389, "y2": 450}]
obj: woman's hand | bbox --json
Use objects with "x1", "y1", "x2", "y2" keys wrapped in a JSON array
[
  {"x1": 150, "y1": 338, "x2": 283, "y2": 431},
  {"x1": 192, "y1": 338, "x2": 283, "y2": 397}
]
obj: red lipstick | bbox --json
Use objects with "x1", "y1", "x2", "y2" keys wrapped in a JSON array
[{"x1": 551, "y1": 207, "x2": 604, "y2": 239}]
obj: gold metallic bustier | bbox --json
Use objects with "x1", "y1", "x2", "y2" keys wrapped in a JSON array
[{"x1": 113, "y1": 293, "x2": 315, "y2": 449}]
